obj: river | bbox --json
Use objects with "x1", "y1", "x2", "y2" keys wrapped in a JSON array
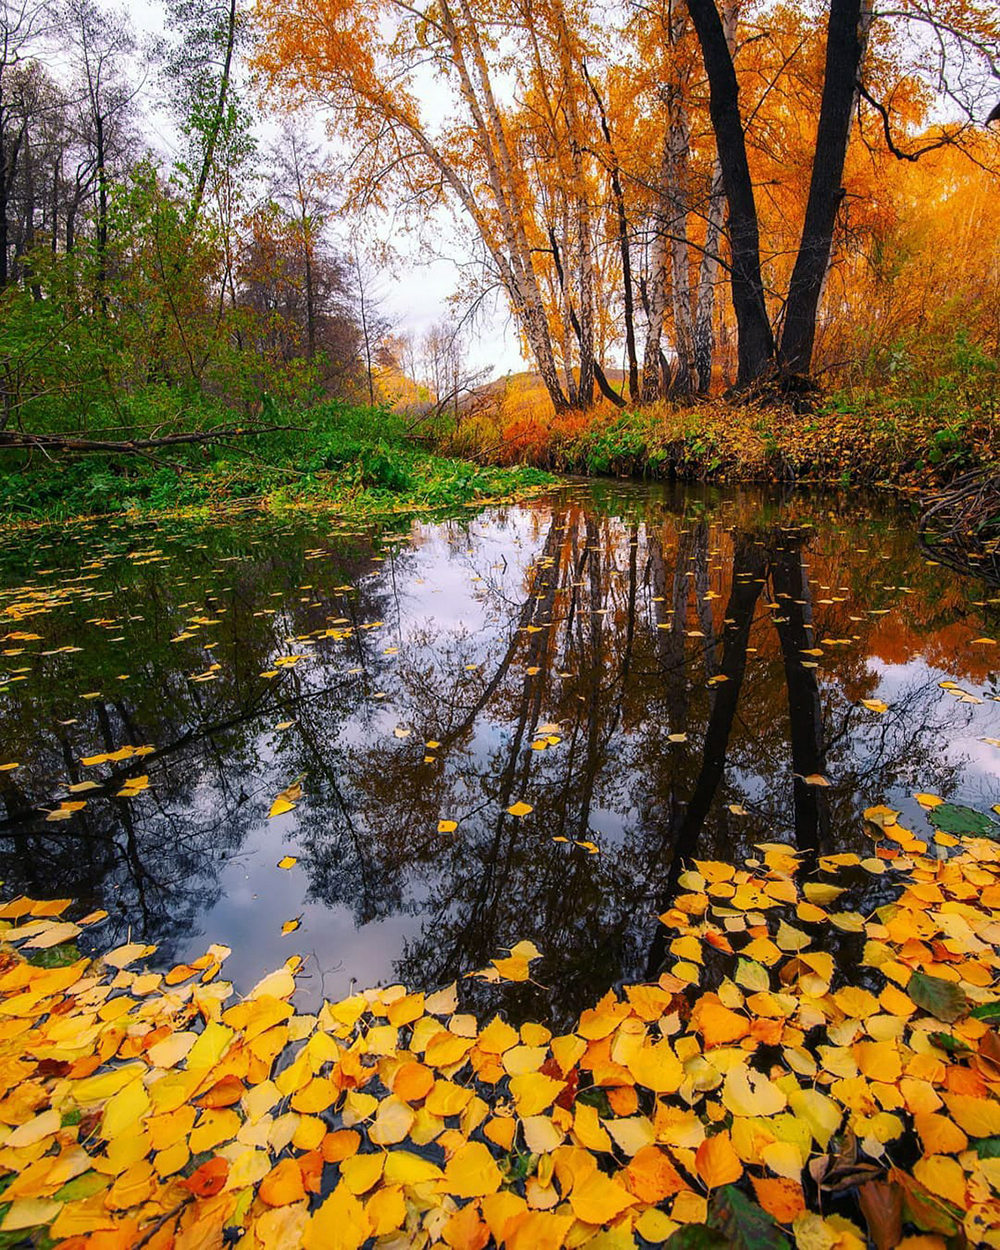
[{"x1": 1, "y1": 482, "x2": 997, "y2": 1028}]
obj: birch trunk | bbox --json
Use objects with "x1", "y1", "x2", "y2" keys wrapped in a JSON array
[
  {"x1": 693, "y1": 162, "x2": 725, "y2": 393},
  {"x1": 641, "y1": 136, "x2": 670, "y2": 403}
]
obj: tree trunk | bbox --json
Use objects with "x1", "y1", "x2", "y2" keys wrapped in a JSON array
[
  {"x1": 189, "y1": 0, "x2": 237, "y2": 224},
  {"x1": 778, "y1": 0, "x2": 870, "y2": 374},
  {"x1": 693, "y1": 162, "x2": 725, "y2": 393},
  {"x1": 575, "y1": 200, "x2": 595, "y2": 407},
  {"x1": 95, "y1": 112, "x2": 108, "y2": 310},
  {"x1": 685, "y1": 0, "x2": 775, "y2": 386},
  {"x1": 440, "y1": 0, "x2": 569, "y2": 413},
  {"x1": 641, "y1": 136, "x2": 670, "y2": 403},
  {"x1": 302, "y1": 222, "x2": 316, "y2": 359},
  {"x1": 583, "y1": 65, "x2": 639, "y2": 401},
  {"x1": 664, "y1": 78, "x2": 697, "y2": 397}
]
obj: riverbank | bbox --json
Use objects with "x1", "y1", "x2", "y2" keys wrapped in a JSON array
[
  {"x1": 3, "y1": 392, "x2": 997, "y2": 526},
  {"x1": 442, "y1": 389, "x2": 1000, "y2": 489},
  {"x1": 0, "y1": 402, "x2": 555, "y2": 524}
]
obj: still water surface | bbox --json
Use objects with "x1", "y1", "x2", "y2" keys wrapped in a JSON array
[{"x1": 1, "y1": 483, "x2": 998, "y2": 1026}]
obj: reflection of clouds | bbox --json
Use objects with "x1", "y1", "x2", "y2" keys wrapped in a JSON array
[{"x1": 2, "y1": 493, "x2": 999, "y2": 1025}]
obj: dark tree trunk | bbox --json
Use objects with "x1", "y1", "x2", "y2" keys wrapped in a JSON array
[
  {"x1": 95, "y1": 113, "x2": 108, "y2": 310},
  {"x1": 302, "y1": 224, "x2": 316, "y2": 359},
  {"x1": 778, "y1": 0, "x2": 867, "y2": 374},
  {"x1": 0, "y1": 121, "x2": 26, "y2": 289},
  {"x1": 685, "y1": 0, "x2": 775, "y2": 386}
]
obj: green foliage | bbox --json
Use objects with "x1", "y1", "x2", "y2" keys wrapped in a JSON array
[
  {"x1": 578, "y1": 416, "x2": 648, "y2": 475},
  {"x1": 0, "y1": 401, "x2": 553, "y2": 522},
  {"x1": 0, "y1": 163, "x2": 318, "y2": 443}
]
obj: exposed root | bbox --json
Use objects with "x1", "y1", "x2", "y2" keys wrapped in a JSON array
[{"x1": 918, "y1": 463, "x2": 1000, "y2": 586}]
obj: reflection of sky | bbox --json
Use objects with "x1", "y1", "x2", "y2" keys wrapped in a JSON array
[
  {"x1": 864, "y1": 658, "x2": 1000, "y2": 820},
  {"x1": 2, "y1": 492, "x2": 999, "y2": 1017},
  {"x1": 190, "y1": 509, "x2": 558, "y2": 1005}
]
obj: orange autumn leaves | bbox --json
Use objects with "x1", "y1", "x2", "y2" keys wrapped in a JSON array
[{"x1": 2, "y1": 810, "x2": 1000, "y2": 1245}]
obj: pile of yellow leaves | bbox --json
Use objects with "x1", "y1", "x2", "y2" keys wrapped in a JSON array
[{"x1": 3, "y1": 806, "x2": 1000, "y2": 1248}]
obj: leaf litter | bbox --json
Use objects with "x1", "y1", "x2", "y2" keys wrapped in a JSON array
[{"x1": 2, "y1": 802, "x2": 1000, "y2": 1246}]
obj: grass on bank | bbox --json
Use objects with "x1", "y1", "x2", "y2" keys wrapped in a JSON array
[
  {"x1": 441, "y1": 333, "x2": 999, "y2": 487},
  {"x1": 0, "y1": 401, "x2": 555, "y2": 523}
]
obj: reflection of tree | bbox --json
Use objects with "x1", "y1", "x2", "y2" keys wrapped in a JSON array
[
  {"x1": 771, "y1": 534, "x2": 831, "y2": 862},
  {"x1": 0, "y1": 491, "x2": 996, "y2": 1024},
  {"x1": 0, "y1": 514, "x2": 400, "y2": 963},
  {"x1": 645, "y1": 533, "x2": 767, "y2": 978}
]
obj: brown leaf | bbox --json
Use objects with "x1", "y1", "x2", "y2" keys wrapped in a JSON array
[{"x1": 858, "y1": 1180, "x2": 903, "y2": 1250}]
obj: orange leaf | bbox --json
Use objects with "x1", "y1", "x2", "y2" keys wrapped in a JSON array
[
  {"x1": 259, "y1": 1158, "x2": 306, "y2": 1207},
  {"x1": 695, "y1": 1132, "x2": 742, "y2": 1188},
  {"x1": 625, "y1": 1145, "x2": 689, "y2": 1202},
  {"x1": 752, "y1": 1176, "x2": 806, "y2": 1224},
  {"x1": 197, "y1": 1075, "x2": 244, "y2": 1108},
  {"x1": 181, "y1": 1157, "x2": 228, "y2": 1197}
]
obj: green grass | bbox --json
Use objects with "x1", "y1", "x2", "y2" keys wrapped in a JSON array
[{"x1": 0, "y1": 401, "x2": 555, "y2": 523}]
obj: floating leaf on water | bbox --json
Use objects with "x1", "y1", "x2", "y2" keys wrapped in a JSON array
[
  {"x1": 801, "y1": 774, "x2": 831, "y2": 787},
  {"x1": 268, "y1": 780, "x2": 303, "y2": 819},
  {"x1": 506, "y1": 801, "x2": 533, "y2": 817},
  {"x1": 276, "y1": 856, "x2": 297, "y2": 870},
  {"x1": 708, "y1": 1184, "x2": 791, "y2": 1250},
  {"x1": 928, "y1": 803, "x2": 998, "y2": 837},
  {"x1": 437, "y1": 819, "x2": 457, "y2": 833},
  {"x1": 907, "y1": 971, "x2": 969, "y2": 1023},
  {"x1": 864, "y1": 805, "x2": 899, "y2": 829},
  {"x1": 929, "y1": 1032, "x2": 971, "y2": 1054},
  {"x1": 860, "y1": 698, "x2": 889, "y2": 713},
  {"x1": 281, "y1": 918, "x2": 301, "y2": 935}
]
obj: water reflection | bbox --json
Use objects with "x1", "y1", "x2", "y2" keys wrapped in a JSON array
[{"x1": 1, "y1": 485, "x2": 998, "y2": 1027}]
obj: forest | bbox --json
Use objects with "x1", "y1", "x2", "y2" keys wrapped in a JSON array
[
  {"x1": 2, "y1": 0, "x2": 1000, "y2": 1247},
  {"x1": 0, "y1": 0, "x2": 997, "y2": 516}
]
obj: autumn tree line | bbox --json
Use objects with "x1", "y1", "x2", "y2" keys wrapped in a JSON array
[
  {"x1": 1, "y1": 0, "x2": 998, "y2": 451},
  {"x1": 256, "y1": 0, "x2": 998, "y2": 415}
]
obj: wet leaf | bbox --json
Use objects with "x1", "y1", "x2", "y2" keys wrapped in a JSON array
[
  {"x1": 268, "y1": 780, "x2": 303, "y2": 818},
  {"x1": 907, "y1": 971, "x2": 968, "y2": 1023},
  {"x1": 928, "y1": 803, "x2": 998, "y2": 836},
  {"x1": 858, "y1": 1181, "x2": 903, "y2": 1250},
  {"x1": 709, "y1": 1185, "x2": 791, "y2": 1249}
]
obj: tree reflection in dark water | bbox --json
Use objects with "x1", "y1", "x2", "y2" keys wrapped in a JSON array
[{"x1": 1, "y1": 484, "x2": 998, "y2": 1028}]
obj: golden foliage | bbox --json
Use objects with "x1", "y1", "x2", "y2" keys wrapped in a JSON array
[{"x1": 3, "y1": 801, "x2": 1000, "y2": 1244}]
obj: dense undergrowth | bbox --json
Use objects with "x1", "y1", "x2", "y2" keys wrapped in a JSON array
[
  {"x1": 442, "y1": 395, "x2": 998, "y2": 489},
  {"x1": 0, "y1": 401, "x2": 554, "y2": 523},
  {"x1": 437, "y1": 334, "x2": 999, "y2": 488},
  {"x1": 3, "y1": 327, "x2": 997, "y2": 524}
]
